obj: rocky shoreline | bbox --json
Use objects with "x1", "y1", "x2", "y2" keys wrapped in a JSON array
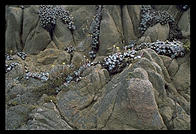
[{"x1": 5, "y1": 5, "x2": 190, "y2": 130}]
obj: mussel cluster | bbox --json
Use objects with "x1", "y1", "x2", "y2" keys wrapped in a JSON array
[
  {"x1": 102, "y1": 50, "x2": 141, "y2": 74},
  {"x1": 135, "y1": 40, "x2": 185, "y2": 58},
  {"x1": 17, "y1": 52, "x2": 27, "y2": 60},
  {"x1": 64, "y1": 46, "x2": 75, "y2": 54},
  {"x1": 5, "y1": 54, "x2": 13, "y2": 61},
  {"x1": 25, "y1": 71, "x2": 49, "y2": 82},
  {"x1": 89, "y1": 5, "x2": 103, "y2": 59},
  {"x1": 64, "y1": 60, "x2": 97, "y2": 85},
  {"x1": 39, "y1": 5, "x2": 75, "y2": 37},
  {"x1": 124, "y1": 40, "x2": 136, "y2": 50},
  {"x1": 177, "y1": 5, "x2": 190, "y2": 11},
  {"x1": 5, "y1": 62, "x2": 19, "y2": 73},
  {"x1": 139, "y1": 5, "x2": 182, "y2": 40}
]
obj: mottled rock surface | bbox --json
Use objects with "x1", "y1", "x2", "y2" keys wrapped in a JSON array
[{"x1": 5, "y1": 5, "x2": 190, "y2": 130}]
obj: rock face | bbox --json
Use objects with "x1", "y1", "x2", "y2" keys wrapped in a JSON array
[
  {"x1": 5, "y1": 6, "x2": 23, "y2": 53},
  {"x1": 144, "y1": 23, "x2": 170, "y2": 42},
  {"x1": 5, "y1": 5, "x2": 190, "y2": 130}
]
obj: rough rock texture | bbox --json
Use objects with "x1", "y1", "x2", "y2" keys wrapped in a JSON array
[
  {"x1": 144, "y1": 23, "x2": 170, "y2": 42},
  {"x1": 5, "y1": 6, "x2": 23, "y2": 53},
  {"x1": 5, "y1": 5, "x2": 190, "y2": 130},
  {"x1": 178, "y1": 9, "x2": 190, "y2": 38}
]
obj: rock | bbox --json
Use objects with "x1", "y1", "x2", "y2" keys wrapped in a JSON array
[
  {"x1": 71, "y1": 6, "x2": 95, "y2": 43},
  {"x1": 152, "y1": 5, "x2": 182, "y2": 22},
  {"x1": 147, "y1": 70, "x2": 166, "y2": 97},
  {"x1": 127, "y1": 5, "x2": 142, "y2": 37},
  {"x1": 71, "y1": 52, "x2": 86, "y2": 69},
  {"x1": 159, "y1": 55, "x2": 172, "y2": 69},
  {"x1": 145, "y1": 48, "x2": 171, "y2": 82},
  {"x1": 144, "y1": 23, "x2": 170, "y2": 42},
  {"x1": 137, "y1": 36, "x2": 151, "y2": 44},
  {"x1": 128, "y1": 67, "x2": 149, "y2": 80},
  {"x1": 5, "y1": 7, "x2": 23, "y2": 53},
  {"x1": 168, "y1": 59, "x2": 179, "y2": 77},
  {"x1": 104, "y1": 5, "x2": 123, "y2": 36},
  {"x1": 25, "y1": 102, "x2": 73, "y2": 130},
  {"x1": 172, "y1": 103, "x2": 190, "y2": 130},
  {"x1": 178, "y1": 9, "x2": 190, "y2": 38},
  {"x1": 56, "y1": 64, "x2": 109, "y2": 129},
  {"x1": 173, "y1": 59, "x2": 190, "y2": 94},
  {"x1": 53, "y1": 19, "x2": 73, "y2": 50},
  {"x1": 46, "y1": 41, "x2": 58, "y2": 49},
  {"x1": 36, "y1": 48, "x2": 70, "y2": 66},
  {"x1": 22, "y1": 6, "x2": 39, "y2": 46},
  {"x1": 127, "y1": 78, "x2": 166, "y2": 129},
  {"x1": 98, "y1": 9, "x2": 122, "y2": 56},
  {"x1": 23, "y1": 20, "x2": 51, "y2": 54},
  {"x1": 122, "y1": 5, "x2": 138, "y2": 42},
  {"x1": 6, "y1": 105, "x2": 33, "y2": 130}
]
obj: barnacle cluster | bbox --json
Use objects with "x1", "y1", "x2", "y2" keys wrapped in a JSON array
[
  {"x1": 39, "y1": 5, "x2": 75, "y2": 38},
  {"x1": 89, "y1": 5, "x2": 103, "y2": 59},
  {"x1": 17, "y1": 52, "x2": 27, "y2": 60},
  {"x1": 139, "y1": 5, "x2": 182, "y2": 40},
  {"x1": 5, "y1": 62, "x2": 19, "y2": 73},
  {"x1": 135, "y1": 40, "x2": 185, "y2": 58}
]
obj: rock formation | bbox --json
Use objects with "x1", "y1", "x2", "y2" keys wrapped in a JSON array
[{"x1": 5, "y1": 5, "x2": 190, "y2": 130}]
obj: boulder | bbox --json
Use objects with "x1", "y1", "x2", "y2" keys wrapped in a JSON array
[
  {"x1": 5, "y1": 7, "x2": 23, "y2": 53},
  {"x1": 168, "y1": 59, "x2": 179, "y2": 77},
  {"x1": 23, "y1": 21, "x2": 51, "y2": 54},
  {"x1": 127, "y1": 5, "x2": 142, "y2": 37},
  {"x1": 22, "y1": 6, "x2": 40, "y2": 46},
  {"x1": 24, "y1": 101, "x2": 73, "y2": 130},
  {"x1": 144, "y1": 23, "x2": 170, "y2": 42},
  {"x1": 98, "y1": 9, "x2": 123, "y2": 56},
  {"x1": 122, "y1": 5, "x2": 138, "y2": 42},
  {"x1": 178, "y1": 9, "x2": 190, "y2": 38}
]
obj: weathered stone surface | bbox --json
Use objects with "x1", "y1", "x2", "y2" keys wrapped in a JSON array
[
  {"x1": 71, "y1": 52, "x2": 86, "y2": 69},
  {"x1": 122, "y1": 5, "x2": 138, "y2": 42},
  {"x1": 178, "y1": 9, "x2": 190, "y2": 38},
  {"x1": 23, "y1": 21, "x2": 51, "y2": 54},
  {"x1": 22, "y1": 6, "x2": 39, "y2": 46},
  {"x1": 56, "y1": 64, "x2": 109, "y2": 129},
  {"x1": 98, "y1": 9, "x2": 122, "y2": 56},
  {"x1": 173, "y1": 57, "x2": 190, "y2": 96},
  {"x1": 137, "y1": 36, "x2": 151, "y2": 44},
  {"x1": 5, "y1": 5, "x2": 190, "y2": 130},
  {"x1": 6, "y1": 105, "x2": 33, "y2": 130},
  {"x1": 168, "y1": 59, "x2": 179, "y2": 77},
  {"x1": 144, "y1": 23, "x2": 170, "y2": 42},
  {"x1": 36, "y1": 48, "x2": 70, "y2": 66},
  {"x1": 53, "y1": 19, "x2": 73, "y2": 50},
  {"x1": 127, "y1": 78, "x2": 166, "y2": 129},
  {"x1": 25, "y1": 102, "x2": 73, "y2": 130},
  {"x1": 5, "y1": 7, "x2": 23, "y2": 53},
  {"x1": 127, "y1": 5, "x2": 142, "y2": 38}
]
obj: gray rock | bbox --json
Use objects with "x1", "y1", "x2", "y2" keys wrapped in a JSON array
[
  {"x1": 5, "y1": 7, "x2": 23, "y2": 53},
  {"x1": 178, "y1": 9, "x2": 190, "y2": 38},
  {"x1": 144, "y1": 23, "x2": 170, "y2": 42}
]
